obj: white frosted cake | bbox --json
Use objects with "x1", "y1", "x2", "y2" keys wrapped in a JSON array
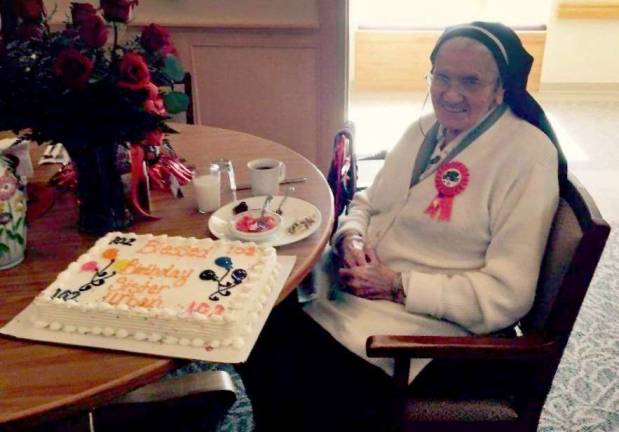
[{"x1": 31, "y1": 232, "x2": 279, "y2": 350}]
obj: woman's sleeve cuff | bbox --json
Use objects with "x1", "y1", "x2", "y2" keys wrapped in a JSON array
[{"x1": 403, "y1": 271, "x2": 443, "y2": 318}]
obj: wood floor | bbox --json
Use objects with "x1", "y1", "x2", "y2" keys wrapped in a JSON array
[{"x1": 349, "y1": 89, "x2": 619, "y2": 224}]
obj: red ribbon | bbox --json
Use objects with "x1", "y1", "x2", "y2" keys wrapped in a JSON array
[
  {"x1": 49, "y1": 140, "x2": 193, "y2": 221},
  {"x1": 146, "y1": 154, "x2": 193, "y2": 191},
  {"x1": 424, "y1": 161, "x2": 469, "y2": 221},
  {"x1": 129, "y1": 143, "x2": 160, "y2": 220}
]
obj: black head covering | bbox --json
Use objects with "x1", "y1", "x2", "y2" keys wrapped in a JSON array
[{"x1": 430, "y1": 22, "x2": 567, "y2": 179}]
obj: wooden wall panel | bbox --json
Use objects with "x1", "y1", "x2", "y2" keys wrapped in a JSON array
[
  {"x1": 557, "y1": 1, "x2": 619, "y2": 19},
  {"x1": 162, "y1": 0, "x2": 345, "y2": 174},
  {"x1": 355, "y1": 31, "x2": 435, "y2": 91},
  {"x1": 191, "y1": 43, "x2": 318, "y2": 163},
  {"x1": 521, "y1": 32, "x2": 546, "y2": 92},
  {"x1": 354, "y1": 30, "x2": 545, "y2": 92}
]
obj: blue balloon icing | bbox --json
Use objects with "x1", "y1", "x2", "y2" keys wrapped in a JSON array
[{"x1": 214, "y1": 256, "x2": 233, "y2": 270}]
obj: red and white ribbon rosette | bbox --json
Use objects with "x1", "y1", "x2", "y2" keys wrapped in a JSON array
[{"x1": 424, "y1": 161, "x2": 469, "y2": 221}]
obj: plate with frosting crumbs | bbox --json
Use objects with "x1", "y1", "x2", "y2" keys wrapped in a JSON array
[{"x1": 208, "y1": 196, "x2": 322, "y2": 247}]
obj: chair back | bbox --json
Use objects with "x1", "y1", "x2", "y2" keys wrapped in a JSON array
[
  {"x1": 170, "y1": 72, "x2": 194, "y2": 125},
  {"x1": 327, "y1": 122, "x2": 357, "y2": 229},
  {"x1": 515, "y1": 174, "x2": 610, "y2": 427},
  {"x1": 181, "y1": 72, "x2": 195, "y2": 125},
  {"x1": 366, "y1": 174, "x2": 610, "y2": 432},
  {"x1": 521, "y1": 174, "x2": 610, "y2": 341}
]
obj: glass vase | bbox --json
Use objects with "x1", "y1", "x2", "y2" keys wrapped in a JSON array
[{"x1": 68, "y1": 142, "x2": 130, "y2": 235}]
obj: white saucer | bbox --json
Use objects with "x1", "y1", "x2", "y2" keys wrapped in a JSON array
[{"x1": 208, "y1": 196, "x2": 322, "y2": 247}]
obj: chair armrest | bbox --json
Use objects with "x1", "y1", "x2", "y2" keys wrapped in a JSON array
[
  {"x1": 358, "y1": 149, "x2": 387, "y2": 161},
  {"x1": 93, "y1": 371, "x2": 238, "y2": 431},
  {"x1": 366, "y1": 334, "x2": 558, "y2": 360},
  {"x1": 109, "y1": 370, "x2": 236, "y2": 405}
]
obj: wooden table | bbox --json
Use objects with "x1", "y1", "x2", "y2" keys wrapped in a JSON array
[{"x1": 0, "y1": 124, "x2": 334, "y2": 429}]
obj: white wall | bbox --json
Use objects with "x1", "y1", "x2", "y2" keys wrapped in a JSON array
[
  {"x1": 542, "y1": 0, "x2": 619, "y2": 84},
  {"x1": 47, "y1": 0, "x2": 319, "y2": 28}
]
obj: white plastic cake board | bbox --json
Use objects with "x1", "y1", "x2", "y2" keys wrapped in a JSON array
[{"x1": 0, "y1": 255, "x2": 296, "y2": 364}]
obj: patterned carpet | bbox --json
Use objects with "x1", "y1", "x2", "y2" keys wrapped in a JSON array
[
  {"x1": 167, "y1": 361, "x2": 255, "y2": 432},
  {"x1": 173, "y1": 224, "x2": 617, "y2": 432},
  {"x1": 539, "y1": 227, "x2": 619, "y2": 432}
]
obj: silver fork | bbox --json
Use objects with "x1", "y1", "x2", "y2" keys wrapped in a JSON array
[
  {"x1": 275, "y1": 186, "x2": 294, "y2": 215},
  {"x1": 257, "y1": 195, "x2": 273, "y2": 230}
]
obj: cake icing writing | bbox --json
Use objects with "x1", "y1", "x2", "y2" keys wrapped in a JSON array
[{"x1": 32, "y1": 232, "x2": 280, "y2": 350}]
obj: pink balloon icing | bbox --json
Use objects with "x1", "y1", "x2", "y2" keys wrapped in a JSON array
[{"x1": 81, "y1": 261, "x2": 98, "y2": 272}]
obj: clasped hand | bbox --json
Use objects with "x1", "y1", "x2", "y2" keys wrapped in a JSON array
[{"x1": 337, "y1": 235, "x2": 398, "y2": 302}]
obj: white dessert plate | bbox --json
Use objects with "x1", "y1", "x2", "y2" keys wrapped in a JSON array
[
  {"x1": 208, "y1": 196, "x2": 322, "y2": 247},
  {"x1": 229, "y1": 209, "x2": 283, "y2": 242}
]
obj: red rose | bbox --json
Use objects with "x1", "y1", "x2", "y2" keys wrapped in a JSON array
[
  {"x1": 15, "y1": 22, "x2": 44, "y2": 41},
  {"x1": 100, "y1": 0, "x2": 138, "y2": 23},
  {"x1": 140, "y1": 24, "x2": 175, "y2": 54},
  {"x1": 53, "y1": 48, "x2": 93, "y2": 89},
  {"x1": 143, "y1": 82, "x2": 167, "y2": 116},
  {"x1": 78, "y1": 15, "x2": 108, "y2": 48},
  {"x1": 62, "y1": 28, "x2": 80, "y2": 39},
  {"x1": 118, "y1": 52, "x2": 150, "y2": 90},
  {"x1": 15, "y1": 0, "x2": 46, "y2": 22},
  {"x1": 70, "y1": 2, "x2": 98, "y2": 27},
  {"x1": 145, "y1": 82, "x2": 159, "y2": 100},
  {"x1": 144, "y1": 129, "x2": 163, "y2": 146}
]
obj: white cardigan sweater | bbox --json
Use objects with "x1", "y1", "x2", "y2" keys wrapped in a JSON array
[{"x1": 304, "y1": 108, "x2": 559, "y2": 380}]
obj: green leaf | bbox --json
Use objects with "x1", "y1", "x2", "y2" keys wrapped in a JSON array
[
  {"x1": 14, "y1": 217, "x2": 24, "y2": 230},
  {"x1": 5, "y1": 230, "x2": 23, "y2": 245},
  {"x1": 0, "y1": 243, "x2": 9, "y2": 256},
  {"x1": 163, "y1": 91, "x2": 189, "y2": 114},
  {"x1": 13, "y1": 233, "x2": 24, "y2": 246},
  {"x1": 162, "y1": 55, "x2": 185, "y2": 82}
]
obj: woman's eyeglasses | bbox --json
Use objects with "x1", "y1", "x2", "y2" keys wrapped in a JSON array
[{"x1": 426, "y1": 72, "x2": 498, "y2": 94}]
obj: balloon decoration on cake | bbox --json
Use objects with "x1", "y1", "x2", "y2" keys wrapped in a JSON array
[{"x1": 201, "y1": 256, "x2": 248, "y2": 301}]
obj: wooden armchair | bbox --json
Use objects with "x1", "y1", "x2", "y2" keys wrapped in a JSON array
[
  {"x1": 39, "y1": 370, "x2": 237, "y2": 432},
  {"x1": 327, "y1": 121, "x2": 357, "y2": 233},
  {"x1": 89, "y1": 369, "x2": 236, "y2": 432},
  {"x1": 167, "y1": 72, "x2": 195, "y2": 125},
  {"x1": 367, "y1": 174, "x2": 610, "y2": 432},
  {"x1": 179, "y1": 72, "x2": 195, "y2": 125}
]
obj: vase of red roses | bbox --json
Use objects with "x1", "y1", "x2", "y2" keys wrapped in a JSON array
[{"x1": 0, "y1": 0, "x2": 189, "y2": 235}]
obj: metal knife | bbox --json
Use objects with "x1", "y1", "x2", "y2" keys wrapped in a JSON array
[{"x1": 235, "y1": 177, "x2": 307, "y2": 191}]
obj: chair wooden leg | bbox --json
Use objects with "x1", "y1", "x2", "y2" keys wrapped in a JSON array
[{"x1": 383, "y1": 356, "x2": 411, "y2": 432}]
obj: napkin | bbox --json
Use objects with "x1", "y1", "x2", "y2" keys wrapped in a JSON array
[{"x1": 38, "y1": 143, "x2": 69, "y2": 165}]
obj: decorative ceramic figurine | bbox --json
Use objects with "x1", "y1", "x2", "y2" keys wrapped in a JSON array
[{"x1": 0, "y1": 146, "x2": 27, "y2": 270}]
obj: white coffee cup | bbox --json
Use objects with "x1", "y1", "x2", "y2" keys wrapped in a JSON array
[{"x1": 247, "y1": 158, "x2": 286, "y2": 196}]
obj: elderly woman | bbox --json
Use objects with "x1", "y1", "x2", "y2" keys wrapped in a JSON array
[{"x1": 239, "y1": 22, "x2": 566, "y2": 432}]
